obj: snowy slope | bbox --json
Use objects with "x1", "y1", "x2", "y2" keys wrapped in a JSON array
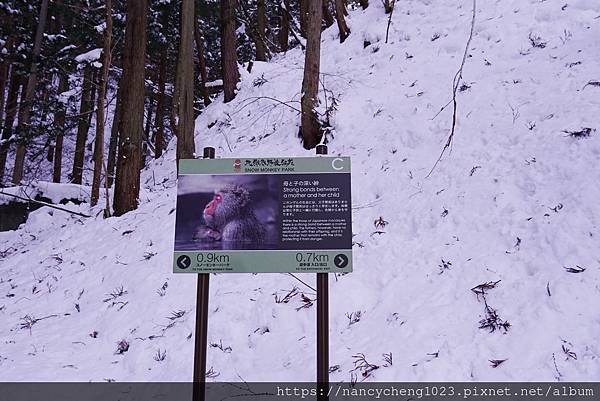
[{"x1": 1, "y1": 0, "x2": 600, "y2": 382}]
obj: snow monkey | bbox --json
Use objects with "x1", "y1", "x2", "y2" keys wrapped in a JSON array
[{"x1": 199, "y1": 184, "x2": 265, "y2": 244}]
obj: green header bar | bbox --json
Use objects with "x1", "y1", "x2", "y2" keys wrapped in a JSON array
[{"x1": 179, "y1": 156, "x2": 351, "y2": 175}]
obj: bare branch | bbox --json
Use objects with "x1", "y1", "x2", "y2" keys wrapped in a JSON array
[{"x1": 427, "y1": 0, "x2": 477, "y2": 178}]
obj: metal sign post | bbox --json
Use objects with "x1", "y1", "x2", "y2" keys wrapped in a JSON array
[
  {"x1": 192, "y1": 147, "x2": 214, "y2": 401},
  {"x1": 315, "y1": 144, "x2": 329, "y2": 401}
]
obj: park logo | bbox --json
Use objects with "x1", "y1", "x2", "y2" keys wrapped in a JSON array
[{"x1": 233, "y1": 159, "x2": 242, "y2": 172}]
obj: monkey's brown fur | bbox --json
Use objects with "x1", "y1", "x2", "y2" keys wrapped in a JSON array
[{"x1": 200, "y1": 184, "x2": 265, "y2": 244}]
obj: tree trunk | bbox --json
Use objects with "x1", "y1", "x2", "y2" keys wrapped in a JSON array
[
  {"x1": 87, "y1": 69, "x2": 98, "y2": 127},
  {"x1": 279, "y1": 0, "x2": 290, "y2": 52},
  {"x1": 0, "y1": 71, "x2": 21, "y2": 184},
  {"x1": 141, "y1": 91, "x2": 154, "y2": 168},
  {"x1": 113, "y1": 0, "x2": 147, "y2": 216},
  {"x1": 359, "y1": 0, "x2": 369, "y2": 9},
  {"x1": 52, "y1": 74, "x2": 68, "y2": 183},
  {"x1": 323, "y1": 0, "x2": 334, "y2": 28},
  {"x1": 334, "y1": 0, "x2": 351, "y2": 43},
  {"x1": 12, "y1": 0, "x2": 50, "y2": 185},
  {"x1": 193, "y1": 16, "x2": 211, "y2": 106},
  {"x1": 154, "y1": 45, "x2": 166, "y2": 159},
  {"x1": 0, "y1": 25, "x2": 14, "y2": 129},
  {"x1": 0, "y1": 61, "x2": 8, "y2": 130},
  {"x1": 221, "y1": 0, "x2": 239, "y2": 103},
  {"x1": 299, "y1": 0, "x2": 308, "y2": 37},
  {"x1": 52, "y1": 0, "x2": 68, "y2": 183},
  {"x1": 38, "y1": 85, "x2": 53, "y2": 162},
  {"x1": 255, "y1": 0, "x2": 268, "y2": 61},
  {"x1": 300, "y1": 0, "x2": 323, "y2": 150},
  {"x1": 71, "y1": 65, "x2": 94, "y2": 184},
  {"x1": 175, "y1": 0, "x2": 196, "y2": 162},
  {"x1": 91, "y1": 0, "x2": 112, "y2": 207},
  {"x1": 106, "y1": 83, "x2": 122, "y2": 188}
]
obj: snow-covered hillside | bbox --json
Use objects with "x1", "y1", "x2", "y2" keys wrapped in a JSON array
[{"x1": 1, "y1": 0, "x2": 600, "y2": 382}]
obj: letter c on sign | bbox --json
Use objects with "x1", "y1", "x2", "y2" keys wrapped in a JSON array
[{"x1": 331, "y1": 158, "x2": 344, "y2": 171}]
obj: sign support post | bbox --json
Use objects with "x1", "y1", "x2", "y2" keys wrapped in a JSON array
[
  {"x1": 315, "y1": 144, "x2": 329, "y2": 401},
  {"x1": 192, "y1": 147, "x2": 215, "y2": 401}
]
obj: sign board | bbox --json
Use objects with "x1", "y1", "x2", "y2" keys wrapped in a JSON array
[{"x1": 173, "y1": 157, "x2": 352, "y2": 273}]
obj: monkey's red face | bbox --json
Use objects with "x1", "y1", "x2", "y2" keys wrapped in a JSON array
[{"x1": 204, "y1": 193, "x2": 223, "y2": 217}]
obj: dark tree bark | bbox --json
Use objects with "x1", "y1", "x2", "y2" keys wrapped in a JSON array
[
  {"x1": 113, "y1": 0, "x2": 148, "y2": 216},
  {"x1": 52, "y1": 74, "x2": 68, "y2": 183},
  {"x1": 255, "y1": 0, "x2": 268, "y2": 61},
  {"x1": 71, "y1": 65, "x2": 94, "y2": 184},
  {"x1": 299, "y1": 0, "x2": 308, "y2": 37},
  {"x1": 39, "y1": 85, "x2": 53, "y2": 162},
  {"x1": 91, "y1": 0, "x2": 112, "y2": 207},
  {"x1": 154, "y1": 46, "x2": 166, "y2": 159},
  {"x1": 0, "y1": 20, "x2": 14, "y2": 128},
  {"x1": 359, "y1": 0, "x2": 369, "y2": 9},
  {"x1": 0, "y1": 60, "x2": 8, "y2": 130},
  {"x1": 300, "y1": 0, "x2": 323, "y2": 149},
  {"x1": 175, "y1": 0, "x2": 196, "y2": 162},
  {"x1": 141, "y1": 90, "x2": 154, "y2": 168},
  {"x1": 278, "y1": 0, "x2": 290, "y2": 52},
  {"x1": 0, "y1": 72, "x2": 21, "y2": 184},
  {"x1": 87, "y1": 69, "x2": 98, "y2": 127},
  {"x1": 193, "y1": 16, "x2": 211, "y2": 106},
  {"x1": 334, "y1": 0, "x2": 351, "y2": 43},
  {"x1": 221, "y1": 0, "x2": 239, "y2": 103},
  {"x1": 323, "y1": 0, "x2": 334, "y2": 28},
  {"x1": 52, "y1": 0, "x2": 68, "y2": 183},
  {"x1": 12, "y1": 0, "x2": 50, "y2": 185},
  {"x1": 106, "y1": 83, "x2": 122, "y2": 188},
  {"x1": 237, "y1": 0, "x2": 271, "y2": 62}
]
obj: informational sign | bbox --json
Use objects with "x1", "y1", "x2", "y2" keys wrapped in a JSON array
[{"x1": 173, "y1": 157, "x2": 352, "y2": 273}]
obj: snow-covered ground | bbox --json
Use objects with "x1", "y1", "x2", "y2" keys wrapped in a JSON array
[{"x1": 1, "y1": 0, "x2": 599, "y2": 382}]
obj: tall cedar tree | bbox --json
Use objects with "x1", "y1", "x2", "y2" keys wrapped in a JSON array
[
  {"x1": 175, "y1": 0, "x2": 196, "y2": 162},
  {"x1": 106, "y1": 84, "x2": 122, "y2": 187},
  {"x1": 300, "y1": 0, "x2": 323, "y2": 149},
  {"x1": 91, "y1": 0, "x2": 113, "y2": 207},
  {"x1": 193, "y1": 17, "x2": 211, "y2": 106},
  {"x1": 334, "y1": 0, "x2": 350, "y2": 43},
  {"x1": 255, "y1": 0, "x2": 268, "y2": 61},
  {"x1": 278, "y1": 0, "x2": 290, "y2": 52},
  {"x1": 12, "y1": 0, "x2": 50, "y2": 184},
  {"x1": 0, "y1": 73, "x2": 21, "y2": 184},
  {"x1": 53, "y1": 74, "x2": 68, "y2": 183},
  {"x1": 221, "y1": 0, "x2": 239, "y2": 102},
  {"x1": 0, "y1": 57, "x2": 8, "y2": 135},
  {"x1": 71, "y1": 66, "x2": 94, "y2": 184},
  {"x1": 299, "y1": 0, "x2": 308, "y2": 37},
  {"x1": 113, "y1": 0, "x2": 148, "y2": 216},
  {"x1": 323, "y1": 0, "x2": 334, "y2": 28},
  {"x1": 154, "y1": 45, "x2": 166, "y2": 158}
]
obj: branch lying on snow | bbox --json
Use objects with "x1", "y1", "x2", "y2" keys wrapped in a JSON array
[
  {"x1": 427, "y1": 0, "x2": 477, "y2": 178},
  {"x1": 0, "y1": 191, "x2": 91, "y2": 218},
  {"x1": 385, "y1": 0, "x2": 396, "y2": 44}
]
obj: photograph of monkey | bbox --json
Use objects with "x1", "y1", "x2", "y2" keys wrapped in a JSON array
[{"x1": 174, "y1": 175, "x2": 279, "y2": 251}]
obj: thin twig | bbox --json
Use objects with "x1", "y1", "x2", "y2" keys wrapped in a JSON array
[
  {"x1": 286, "y1": 273, "x2": 316, "y2": 292},
  {"x1": 385, "y1": 0, "x2": 396, "y2": 44},
  {"x1": 426, "y1": 0, "x2": 477, "y2": 178}
]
